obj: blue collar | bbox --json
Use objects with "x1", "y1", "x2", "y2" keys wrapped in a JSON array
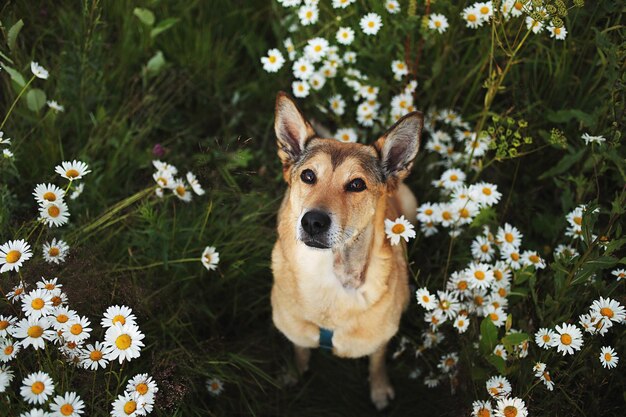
[{"x1": 319, "y1": 328, "x2": 334, "y2": 350}]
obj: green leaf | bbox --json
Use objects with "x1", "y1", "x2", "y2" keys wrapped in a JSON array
[
  {"x1": 26, "y1": 88, "x2": 46, "y2": 112},
  {"x1": 572, "y1": 256, "x2": 619, "y2": 285},
  {"x1": 479, "y1": 318, "x2": 498, "y2": 354},
  {"x1": 547, "y1": 108, "x2": 596, "y2": 127},
  {"x1": 145, "y1": 51, "x2": 166, "y2": 76},
  {"x1": 502, "y1": 332, "x2": 529, "y2": 346},
  {"x1": 487, "y1": 354, "x2": 507, "y2": 375},
  {"x1": 150, "y1": 17, "x2": 179, "y2": 38},
  {"x1": 539, "y1": 149, "x2": 585, "y2": 180},
  {"x1": 0, "y1": 63, "x2": 25, "y2": 87},
  {"x1": 133, "y1": 7, "x2": 155, "y2": 26},
  {"x1": 7, "y1": 19, "x2": 24, "y2": 51}
]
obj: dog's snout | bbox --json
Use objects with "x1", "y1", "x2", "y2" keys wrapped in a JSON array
[{"x1": 301, "y1": 210, "x2": 331, "y2": 236}]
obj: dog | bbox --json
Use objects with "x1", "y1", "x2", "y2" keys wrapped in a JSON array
[{"x1": 270, "y1": 92, "x2": 422, "y2": 410}]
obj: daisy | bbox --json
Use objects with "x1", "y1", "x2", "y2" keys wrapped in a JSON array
[
  {"x1": 590, "y1": 297, "x2": 626, "y2": 325},
  {"x1": 22, "y1": 289, "x2": 54, "y2": 319},
  {"x1": 283, "y1": 38, "x2": 296, "y2": 60},
  {"x1": 494, "y1": 397, "x2": 528, "y2": 417},
  {"x1": 21, "y1": 371, "x2": 55, "y2": 405},
  {"x1": 69, "y1": 182, "x2": 84, "y2": 200},
  {"x1": 42, "y1": 239, "x2": 70, "y2": 264},
  {"x1": 581, "y1": 133, "x2": 606, "y2": 145},
  {"x1": 599, "y1": 346, "x2": 619, "y2": 369},
  {"x1": 336, "y1": 27, "x2": 355, "y2": 45},
  {"x1": 470, "y1": 288, "x2": 489, "y2": 316},
  {"x1": 39, "y1": 200, "x2": 70, "y2": 227},
  {"x1": 493, "y1": 344, "x2": 507, "y2": 361},
  {"x1": 298, "y1": 4, "x2": 318, "y2": 26},
  {"x1": 304, "y1": 37, "x2": 328, "y2": 63},
  {"x1": 152, "y1": 170, "x2": 174, "y2": 190},
  {"x1": 103, "y1": 322, "x2": 145, "y2": 363},
  {"x1": 20, "y1": 410, "x2": 52, "y2": 417},
  {"x1": 462, "y1": 5, "x2": 483, "y2": 29},
  {"x1": 152, "y1": 160, "x2": 177, "y2": 175},
  {"x1": 423, "y1": 374, "x2": 440, "y2": 388},
  {"x1": 579, "y1": 313, "x2": 602, "y2": 335},
  {"x1": 552, "y1": 323, "x2": 583, "y2": 355},
  {"x1": 521, "y1": 250, "x2": 546, "y2": 269},
  {"x1": 360, "y1": 13, "x2": 382, "y2": 36},
  {"x1": 335, "y1": 128, "x2": 358, "y2": 144},
  {"x1": 0, "y1": 239, "x2": 33, "y2": 273},
  {"x1": 0, "y1": 131, "x2": 11, "y2": 146},
  {"x1": 292, "y1": 80, "x2": 310, "y2": 98},
  {"x1": 332, "y1": 0, "x2": 355, "y2": 8},
  {"x1": 486, "y1": 305, "x2": 507, "y2": 327},
  {"x1": 171, "y1": 179, "x2": 192, "y2": 202},
  {"x1": 309, "y1": 73, "x2": 326, "y2": 90},
  {"x1": 452, "y1": 200, "x2": 479, "y2": 226},
  {"x1": 384, "y1": 215, "x2": 416, "y2": 245},
  {"x1": 3, "y1": 149, "x2": 14, "y2": 159},
  {"x1": 500, "y1": 246, "x2": 523, "y2": 270},
  {"x1": 384, "y1": 0, "x2": 400, "y2": 14},
  {"x1": 207, "y1": 377, "x2": 224, "y2": 396},
  {"x1": 428, "y1": 13, "x2": 449, "y2": 34},
  {"x1": 496, "y1": 223, "x2": 522, "y2": 249},
  {"x1": 486, "y1": 375, "x2": 511, "y2": 399},
  {"x1": 439, "y1": 168, "x2": 465, "y2": 190},
  {"x1": 0, "y1": 364, "x2": 14, "y2": 393},
  {"x1": 260, "y1": 48, "x2": 285, "y2": 73},
  {"x1": 343, "y1": 51, "x2": 357, "y2": 64},
  {"x1": 80, "y1": 341, "x2": 109, "y2": 370},
  {"x1": 49, "y1": 391, "x2": 85, "y2": 417},
  {"x1": 472, "y1": 400, "x2": 493, "y2": 417},
  {"x1": 186, "y1": 172, "x2": 205, "y2": 196},
  {"x1": 510, "y1": 0, "x2": 525, "y2": 16},
  {"x1": 54, "y1": 160, "x2": 91, "y2": 181},
  {"x1": 31, "y1": 62, "x2": 49, "y2": 79},
  {"x1": 63, "y1": 316, "x2": 92, "y2": 344},
  {"x1": 47, "y1": 100, "x2": 65, "y2": 112},
  {"x1": 390, "y1": 60, "x2": 408, "y2": 80},
  {"x1": 435, "y1": 290, "x2": 460, "y2": 320},
  {"x1": 0, "y1": 315, "x2": 17, "y2": 337},
  {"x1": 467, "y1": 262, "x2": 494, "y2": 290},
  {"x1": 0, "y1": 338, "x2": 20, "y2": 362},
  {"x1": 415, "y1": 288, "x2": 437, "y2": 310},
  {"x1": 7, "y1": 283, "x2": 28, "y2": 302},
  {"x1": 471, "y1": 182, "x2": 502, "y2": 207},
  {"x1": 538, "y1": 369, "x2": 555, "y2": 391},
  {"x1": 126, "y1": 373, "x2": 159, "y2": 402},
  {"x1": 612, "y1": 268, "x2": 626, "y2": 281},
  {"x1": 420, "y1": 221, "x2": 438, "y2": 237},
  {"x1": 102, "y1": 305, "x2": 137, "y2": 328},
  {"x1": 476, "y1": 2, "x2": 494, "y2": 22},
  {"x1": 447, "y1": 271, "x2": 472, "y2": 297},
  {"x1": 548, "y1": 24, "x2": 567, "y2": 40},
  {"x1": 13, "y1": 316, "x2": 56, "y2": 349},
  {"x1": 525, "y1": 16, "x2": 544, "y2": 33},
  {"x1": 554, "y1": 244, "x2": 579, "y2": 259},
  {"x1": 328, "y1": 95, "x2": 346, "y2": 116},
  {"x1": 201, "y1": 246, "x2": 220, "y2": 271},
  {"x1": 454, "y1": 314, "x2": 470, "y2": 333},
  {"x1": 471, "y1": 235, "x2": 494, "y2": 262},
  {"x1": 49, "y1": 306, "x2": 77, "y2": 331},
  {"x1": 438, "y1": 352, "x2": 459, "y2": 373},
  {"x1": 434, "y1": 203, "x2": 457, "y2": 228},
  {"x1": 111, "y1": 392, "x2": 147, "y2": 417},
  {"x1": 33, "y1": 183, "x2": 65, "y2": 205}
]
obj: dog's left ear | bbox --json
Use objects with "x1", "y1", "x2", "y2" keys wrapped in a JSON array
[
  {"x1": 374, "y1": 111, "x2": 423, "y2": 184},
  {"x1": 274, "y1": 92, "x2": 317, "y2": 172}
]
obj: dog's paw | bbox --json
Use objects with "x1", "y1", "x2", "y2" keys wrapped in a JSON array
[{"x1": 370, "y1": 381, "x2": 395, "y2": 410}]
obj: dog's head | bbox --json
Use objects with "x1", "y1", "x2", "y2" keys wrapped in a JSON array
[{"x1": 274, "y1": 92, "x2": 422, "y2": 250}]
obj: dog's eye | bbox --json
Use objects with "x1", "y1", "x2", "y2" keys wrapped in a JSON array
[
  {"x1": 300, "y1": 169, "x2": 316, "y2": 184},
  {"x1": 346, "y1": 178, "x2": 366, "y2": 192}
]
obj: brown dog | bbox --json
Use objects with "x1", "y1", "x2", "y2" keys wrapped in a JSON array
[{"x1": 270, "y1": 92, "x2": 422, "y2": 409}]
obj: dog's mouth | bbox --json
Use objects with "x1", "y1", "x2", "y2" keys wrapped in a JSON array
[{"x1": 301, "y1": 238, "x2": 331, "y2": 250}]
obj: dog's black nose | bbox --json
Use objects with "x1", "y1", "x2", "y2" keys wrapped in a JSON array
[{"x1": 301, "y1": 210, "x2": 331, "y2": 236}]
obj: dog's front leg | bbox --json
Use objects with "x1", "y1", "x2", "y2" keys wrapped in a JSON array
[
  {"x1": 369, "y1": 343, "x2": 394, "y2": 410},
  {"x1": 294, "y1": 344, "x2": 311, "y2": 375}
]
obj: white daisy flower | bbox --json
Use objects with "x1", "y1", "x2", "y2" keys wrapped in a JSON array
[
  {"x1": 439, "y1": 168, "x2": 465, "y2": 190},
  {"x1": 525, "y1": 16, "x2": 544, "y2": 33},
  {"x1": 420, "y1": 221, "x2": 438, "y2": 237},
  {"x1": 103, "y1": 322, "x2": 145, "y2": 364},
  {"x1": 471, "y1": 235, "x2": 494, "y2": 262},
  {"x1": 201, "y1": 246, "x2": 220, "y2": 271},
  {"x1": 304, "y1": 37, "x2": 329, "y2": 63},
  {"x1": 390, "y1": 60, "x2": 408, "y2": 80},
  {"x1": 510, "y1": 0, "x2": 525, "y2": 17},
  {"x1": 486, "y1": 305, "x2": 507, "y2": 327},
  {"x1": 0, "y1": 315, "x2": 17, "y2": 337},
  {"x1": 471, "y1": 182, "x2": 501, "y2": 207},
  {"x1": 521, "y1": 250, "x2": 546, "y2": 269},
  {"x1": 0, "y1": 239, "x2": 33, "y2": 273},
  {"x1": 22, "y1": 289, "x2": 54, "y2": 319},
  {"x1": 467, "y1": 262, "x2": 494, "y2": 290},
  {"x1": 462, "y1": 6, "x2": 483, "y2": 29},
  {"x1": 428, "y1": 13, "x2": 449, "y2": 34},
  {"x1": 360, "y1": 13, "x2": 382, "y2": 36},
  {"x1": 49, "y1": 306, "x2": 78, "y2": 331},
  {"x1": 496, "y1": 223, "x2": 522, "y2": 249},
  {"x1": 298, "y1": 4, "x2": 319, "y2": 25},
  {"x1": 384, "y1": 215, "x2": 416, "y2": 245},
  {"x1": 486, "y1": 375, "x2": 511, "y2": 399},
  {"x1": 39, "y1": 200, "x2": 70, "y2": 227},
  {"x1": 612, "y1": 268, "x2": 626, "y2": 281},
  {"x1": 70, "y1": 182, "x2": 84, "y2": 200},
  {"x1": 434, "y1": 203, "x2": 457, "y2": 228},
  {"x1": 152, "y1": 169, "x2": 174, "y2": 190},
  {"x1": 207, "y1": 377, "x2": 224, "y2": 396},
  {"x1": 7, "y1": 283, "x2": 28, "y2": 303},
  {"x1": 0, "y1": 338, "x2": 20, "y2": 362},
  {"x1": 46, "y1": 100, "x2": 65, "y2": 112},
  {"x1": 384, "y1": 0, "x2": 400, "y2": 14},
  {"x1": 33, "y1": 183, "x2": 65, "y2": 205},
  {"x1": 0, "y1": 131, "x2": 11, "y2": 146},
  {"x1": 152, "y1": 160, "x2": 178, "y2": 176},
  {"x1": 42, "y1": 239, "x2": 70, "y2": 264},
  {"x1": 50, "y1": 392, "x2": 85, "y2": 417},
  {"x1": 21, "y1": 371, "x2": 55, "y2": 405},
  {"x1": 283, "y1": 38, "x2": 296, "y2": 61},
  {"x1": 334, "y1": 127, "x2": 357, "y2": 143},
  {"x1": 292, "y1": 80, "x2": 310, "y2": 98},
  {"x1": 435, "y1": 290, "x2": 460, "y2": 321},
  {"x1": 63, "y1": 315, "x2": 92, "y2": 344},
  {"x1": 54, "y1": 160, "x2": 91, "y2": 181},
  {"x1": 79, "y1": 341, "x2": 109, "y2": 370},
  {"x1": 554, "y1": 244, "x2": 579, "y2": 259},
  {"x1": 186, "y1": 172, "x2": 205, "y2": 196},
  {"x1": 110, "y1": 391, "x2": 147, "y2": 417},
  {"x1": 454, "y1": 314, "x2": 470, "y2": 334},
  {"x1": 590, "y1": 297, "x2": 626, "y2": 325},
  {"x1": 343, "y1": 51, "x2": 357, "y2": 64},
  {"x1": 537, "y1": 368, "x2": 555, "y2": 391},
  {"x1": 0, "y1": 364, "x2": 15, "y2": 393},
  {"x1": 425, "y1": 309, "x2": 445, "y2": 329},
  {"x1": 261, "y1": 48, "x2": 285, "y2": 73},
  {"x1": 548, "y1": 24, "x2": 567, "y2": 40},
  {"x1": 101, "y1": 305, "x2": 137, "y2": 329},
  {"x1": 31, "y1": 62, "x2": 49, "y2": 79},
  {"x1": 581, "y1": 132, "x2": 606, "y2": 145},
  {"x1": 328, "y1": 95, "x2": 346, "y2": 116},
  {"x1": 416, "y1": 203, "x2": 437, "y2": 224},
  {"x1": 336, "y1": 27, "x2": 355, "y2": 45},
  {"x1": 438, "y1": 352, "x2": 459, "y2": 373},
  {"x1": 415, "y1": 288, "x2": 437, "y2": 310},
  {"x1": 494, "y1": 397, "x2": 528, "y2": 417},
  {"x1": 500, "y1": 246, "x2": 523, "y2": 270},
  {"x1": 599, "y1": 346, "x2": 619, "y2": 369},
  {"x1": 472, "y1": 400, "x2": 493, "y2": 417},
  {"x1": 552, "y1": 323, "x2": 583, "y2": 355},
  {"x1": 277, "y1": 0, "x2": 301, "y2": 7},
  {"x1": 447, "y1": 271, "x2": 471, "y2": 297},
  {"x1": 126, "y1": 373, "x2": 159, "y2": 403},
  {"x1": 452, "y1": 200, "x2": 479, "y2": 225},
  {"x1": 309, "y1": 72, "x2": 326, "y2": 90},
  {"x1": 13, "y1": 316, "x2": 56, "y2": 349},
  {"x1": 171, "y1": 179, "x2": 192, "y2": 202},
  {"x1": 493, "y1": 344, "x2": 507, "y2": 361},
  {"x1": 476, "y1": 2, "x2": 494, "y2": 22},
  {"x1": 579, "y1": 312, "x2": 602, "y2": 335}
]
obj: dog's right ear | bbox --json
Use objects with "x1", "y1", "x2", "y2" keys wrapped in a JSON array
[{"x1": 275, "y1": 92, "x2": 316, "y2": 172}]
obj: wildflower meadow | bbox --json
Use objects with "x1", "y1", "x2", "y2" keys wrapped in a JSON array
[{"x1": 0, "y1": 1, "x2": 624, "y2": 416}]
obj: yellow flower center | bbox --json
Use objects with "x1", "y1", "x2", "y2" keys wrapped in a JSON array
[
  {"x1": 422, "y1": 295, "x2": 430, "y2": 303},
  {"x1": 45, "y1": 283, "x2": 56, "y2": 290},
  {"x1": 458, "y1": 320, "x2": 465, "y2": 327},
  {"x1": 424, "y1": 208, "x2": 433, "y2": 215},
  {"x1": 43, "y1": 191, "x2": 57, "y2": 201},
  {"x1": 306, "y1": 11, "x2": 313, "y2": 19},
  {"x1": 4, "y1": 345, "x2": 14, "y2": 355},
  {"x1": 66, "y1": 169, "x2": 80, "y2": 178},
  {"x1": 116, "y1": 334, "x2": 132, "y2": 350},
  {"x1": 514, "y1": 1, "x2": 523, "y2": 10},
  {"x1": 31, "y1": 381, "x2": 45, "y2": 394},
  {"x1": 510, "y1": 252, "x2": 520, "y2": 261},
  {"x1": 48, "y1": 205, "x2": 61, "y2": 217},
  {"x1": 445, "y1": 358, "x2": 455, "y2": 367},
  {"x1": 468, "y1": 14, "x2": 477, "y2": 22},
  {"x1": 314, "y1": 45, "x2": 322, "y2": 52},
  {"x1": 494, "y1": 270, "x2": 503, "y2": 280},
  {"x1": 60, "y1": 404, "x2": 74, "y2": 416},
  {"x1": 474, "y1": 296, "x2": 484, "y2": 305},
  {"x1": 542, "y1": 334, "x2": 550, "y2": 342},
  {"x1": 31, "y1": 298, "x2": 45, "y2": 310},
  {"x1": 489, "y1": 313, "x2": 499, "y2": 321},
  {"x1": 449, "y1": 174, "x2": 458, "y2": 182},
  {"x1": 504, "y1": 406, "x2": 518, "y2": 417},
  {"x1": 573, "y1": 216, "x2": 582, "y2": 225},
  {"x1": 459, "y1": 208, "x2": 470, "y2": 218},
  {"x1": 90, "y1": 350, "x2": 103, "y2": 361},
  {"x1": 480, "y1": 6, "x2": 489, "y2": 14},
  {"x1": 269, "y1": 55, "x2": 276, "y2": 63},
  {"x1": 440, "y1": 300, "x2": 450, "y2": 310},
  {"x1": 498, "y1": 288, "x2": 507, "y2": 297},
  {"x1": 504, "y1": 233, "x2": 514, "y2": 243},
  {"x1": 391, "y1": 224, "x2": 405, "y2": 234},
  {"x1": 529, "y1": 255, "x2": 540, "y2": 263},
  {"x1": 51, "y1": 296, "x2": 62, "y2": 306},
  {"x1": 442, "y1": 211, "x2": 452, "y2": 221},
  {"x1": 435, "y1": 21, "x2": 441, "y2": 28},
  {"x1": 113, "y1": 315, "x2": 126, "y2": 325},
  {"x1": 137, "y1": 382, "x2": 149, "y2": 395},
  {"x1": 480, "y1": 244, "x2": 490, "y2": 253},
  {"x1": 605, "y1": 352, "x2": 612, "y2": 362},
  {"x1": 482, "y1": 187, "x2": 492, "y2": 196},
  {"x1": 0, "y1": 320, "x2": 8, "y2": 330},
  {"x1": 70, "y1": 323, "x2": 83, "y2": 335},
  {"x1": 600, "y1": 307, "x2": 614, "y2": 318},
  {"x1": 14, "y1": 288, "x2": 23, "y2": 295},
  {"x1": 211, "y1": 382, "x2": 220, "y2": 391},
  {"x1": 555, "y1": 28, "x2": 561, "y2": 35},
  {"x1": 176, "y1": 185, "x2": 186, "y2": 197},
  {"x1": 543, "y1": 372, "x2": 551, "y2": 381},
  {"x1": 474, "y1": 271, "x2": 485, "y2": 280},
  {"x1": 458, "y1": 281, "x2": 468, "y2": 290},
  {"x1": 124, "y1": 401, "x2": 137, "y2": 414},
  {"x1": 560, "y1": 333, "x2": 572, "y2": 345},
  {"x1": 368, "y1": 21, "x2": 375, "y2": 28},
  {"x1": 5, "y1": 250, "x2": 21, "y2": 263},
  {"x1": 477, "y1": 408, "x2": 491, "y2": 417}
]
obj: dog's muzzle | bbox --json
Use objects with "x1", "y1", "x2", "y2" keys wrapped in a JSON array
[{"x1": 300, "y1": 210, "x2": 332, "y2": 249}]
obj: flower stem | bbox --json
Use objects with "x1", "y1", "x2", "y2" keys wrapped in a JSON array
[{"x1": 0, "y1": 75, "x2": 36, "y2": 130}]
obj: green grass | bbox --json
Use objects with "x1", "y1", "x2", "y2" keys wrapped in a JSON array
[{"x1": 1, "y1": 0, "x2": 625, "y2": 416}]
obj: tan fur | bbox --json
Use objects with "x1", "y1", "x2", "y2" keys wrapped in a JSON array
[{"x1": 271, "y1": 93, "x2": 421, "y2": 410}]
